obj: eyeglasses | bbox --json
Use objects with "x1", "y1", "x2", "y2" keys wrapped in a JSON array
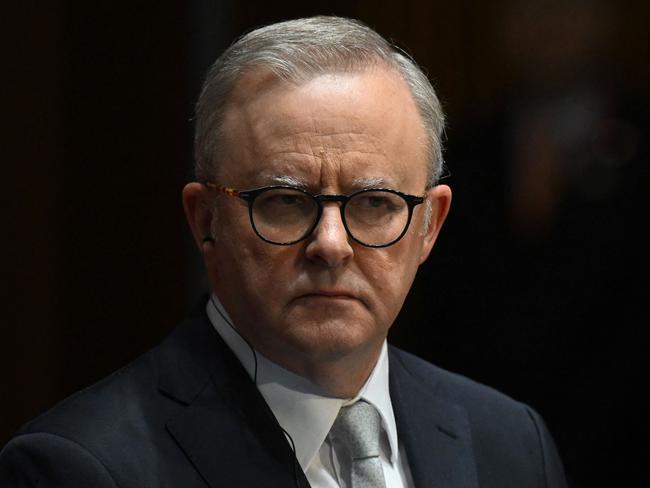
[{"x1": 205, "y1": 183, "x2": 425, "y2": 248}]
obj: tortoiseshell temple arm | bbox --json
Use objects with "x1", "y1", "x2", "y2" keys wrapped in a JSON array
[{"x1": 204, "y1": 182, "x2": 241, "y2": 197}]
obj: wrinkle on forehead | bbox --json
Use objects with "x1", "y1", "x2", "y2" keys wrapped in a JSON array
[
  {"x1": 316, "y1": 149, "x2": 340, "y2": 189},
  {"x1": 219, "y1": 68, "x2": 428, "y2": 192}
]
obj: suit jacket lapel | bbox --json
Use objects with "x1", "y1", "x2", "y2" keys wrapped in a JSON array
[
  {"x1": 389, "y1": 348, "x2": 479, "y2": 488},
  {"x1": 157, "y1": 311, "x2": 310, "y2": 487}
]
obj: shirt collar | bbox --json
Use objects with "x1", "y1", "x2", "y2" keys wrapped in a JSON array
[{"x1": 206, "y1": 294, "x2": 400, "y2": 471}]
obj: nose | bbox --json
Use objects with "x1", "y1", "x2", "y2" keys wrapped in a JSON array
[{"x1": 304, "y1": 204, "x2": 354, "y2": 267}]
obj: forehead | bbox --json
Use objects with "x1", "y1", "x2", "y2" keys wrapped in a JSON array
[{"x1": 218, "y1": 67, "x2": 428, "y2": 191}]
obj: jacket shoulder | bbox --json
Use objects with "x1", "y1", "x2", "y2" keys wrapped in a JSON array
[
  {"x1": 388, "y1": 346, "x2": 567, "y2": 488},
  {"x1": 1, "y1": 313, "x2": 214, "y2": 488},
  {"x1": 15, "y1": 309, "x2": 213, "y2": 441},
  {"x1": 17, "y1": 349, "x2": 160, "y2": 440},
  {"x1": 389, "y1": 345, "x2": 523, "y2": 412}
]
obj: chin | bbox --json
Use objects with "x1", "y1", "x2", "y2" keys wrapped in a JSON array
[{"x1": 282, "y1": 316, "x2": 384, "y2": 361}]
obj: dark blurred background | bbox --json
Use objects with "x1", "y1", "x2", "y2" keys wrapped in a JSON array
[{"x1": 3, "y1": 1, "x2": 648, "y2": 486}]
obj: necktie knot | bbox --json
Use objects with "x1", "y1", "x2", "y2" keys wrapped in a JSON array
[
  {"x1": 331, "y1": 400, "x2": 387, "y2": 487},
  {"x1": 333, "y1": 400, "x2": 382, "y2": 459}
]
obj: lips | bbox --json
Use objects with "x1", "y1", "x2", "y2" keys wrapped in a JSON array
[
  {"x1": 301, "y1": 291, "x2": 355, "y2": 299},
  {"x1": 295, "y1": 289, "x2": 359, "y2": 302},
  {"x1": 314, "y1": 290, "x2": 355, "y2": 298}
]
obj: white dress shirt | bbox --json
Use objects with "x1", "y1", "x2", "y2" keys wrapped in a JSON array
[{"x1": 206, "y1": 295, "x2": 413, "y2": 487}]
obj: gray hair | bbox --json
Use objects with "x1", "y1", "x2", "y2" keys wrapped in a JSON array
[{"x1": 194, "y1": 16, "x2": 446, "y2": 188}]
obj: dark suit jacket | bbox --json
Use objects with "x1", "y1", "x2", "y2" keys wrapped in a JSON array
[{"x1": 0, "y1": 304, "x2": 567, "y2": 487}]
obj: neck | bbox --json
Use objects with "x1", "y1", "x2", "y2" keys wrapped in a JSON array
[{"x1": 258, "y1": 341, "x2": 384, "y2": 398}]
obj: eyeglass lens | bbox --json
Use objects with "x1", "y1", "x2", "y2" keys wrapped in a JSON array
[{"x1": 251, "y1": 188, "x2": 411, "y2": 246}]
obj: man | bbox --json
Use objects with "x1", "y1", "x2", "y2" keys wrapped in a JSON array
[{"x1": 0, "y1": 16, "x2": 567, "y2": 487}]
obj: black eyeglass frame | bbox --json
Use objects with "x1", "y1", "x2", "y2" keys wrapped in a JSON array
[{"x1": 205, "y1": 183, "x2": 426, "y2": 248}]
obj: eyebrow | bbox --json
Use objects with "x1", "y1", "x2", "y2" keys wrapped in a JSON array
[
  {"x1": 350, "y1": 176, "x2": 394, "y2": 189},
  {"x1": 262, "y1": 174, "x2": 309, "y2": 189},
  {"x1": 257, "y1": 174, "x2": 396, "y2": 191}
]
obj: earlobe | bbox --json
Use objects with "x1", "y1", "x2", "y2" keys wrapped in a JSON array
[{"x1": 418, "y1": 184, "x2": 452, "y2": 264}]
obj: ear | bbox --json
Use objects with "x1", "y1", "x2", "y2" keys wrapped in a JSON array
[
  {"x1": 182, "y1": 182, "x2": 214, "y2": 251},
  {"x1": 418, "y1": 184, "x2": 452, "y2": 264}
]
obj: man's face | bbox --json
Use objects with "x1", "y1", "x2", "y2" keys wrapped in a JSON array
[{"x1": 186, "y1": 67, "x2": 450, "y2": 379}]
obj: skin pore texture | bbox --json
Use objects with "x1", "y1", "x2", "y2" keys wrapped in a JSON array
[{"x1": 183, "y1": 66, "x2": 451, "y2": 398}]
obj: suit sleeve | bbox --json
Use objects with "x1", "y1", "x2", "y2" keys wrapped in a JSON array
[
  {"x1": 525, "y1": 407, "x2": 568, "y2": 488},
  {"x1": 0, "y1": 432, "x2": 119, "y2": 488}
]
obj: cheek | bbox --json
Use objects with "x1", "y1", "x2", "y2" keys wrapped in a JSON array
[
  {"x1": 210, "y1": 207, "x2": 277, "y2": 291},
  {"x1": 217, "y1": 236, "x2": 296, "y2": 302},
  {"x1": 358, "y1": 247, "x2": 421, "y2": 320}
]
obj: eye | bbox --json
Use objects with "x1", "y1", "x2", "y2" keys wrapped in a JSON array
[
  {"x1": 254, "y1": 189, "x2": 315, "y2": 217},
  {"x1": 353, "y1": 193, "x2": 401, "y2": 212},
  {"x1": 266, "y1": 192, "x2": 309, "y2": 206},
  {"x1": 364, "y1": 196, "x2": 390, "y2": 208},
  {"x1": 280, "y1": 194, "x2": 303, "y2": 205}
]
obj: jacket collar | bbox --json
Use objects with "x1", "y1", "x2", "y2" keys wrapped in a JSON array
[
  {"x1": 156, "y1": 308, "x2": 310, "y2": 487},
  {"x1": 389, "y1": 347, "x2": 479, "y2": 488}
]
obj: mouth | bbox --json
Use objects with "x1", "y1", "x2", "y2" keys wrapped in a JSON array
[{"x1": 297, "y1": 290, "x2": 358, "y2": 301}]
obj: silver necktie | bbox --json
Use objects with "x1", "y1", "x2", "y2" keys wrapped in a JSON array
[{"x1": 332, "y1": 400, "x2": 387, "y2": 488}]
